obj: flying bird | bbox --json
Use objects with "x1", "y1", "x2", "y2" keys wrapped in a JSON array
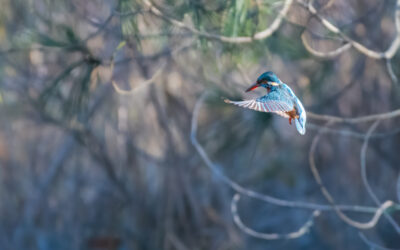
[{"x1": 225, "y1": 71, "x2": 307, "y2": 135}]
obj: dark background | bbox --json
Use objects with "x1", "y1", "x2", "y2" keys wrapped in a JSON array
[{"x1": 1, "y1": 0, "x2": 400, "y2": 249}]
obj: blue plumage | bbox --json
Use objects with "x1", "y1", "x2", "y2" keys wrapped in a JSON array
[
  {"x1": 257, "y1": 71, "x2": 283, "y2": 84},
  {"x1": 225, "y1": 71, "x2": 307, "y2": 135}
]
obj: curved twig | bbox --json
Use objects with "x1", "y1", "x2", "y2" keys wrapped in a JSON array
[
  {"x1": 142, "y1": 0, "x2": 293, "y2": 44},
  {"x1": 360, "y1": 120, "x2": 400, "y2": 233},
  {"x1": 386, "y1": 59, "x2": 399, "y2": 85},
  {"x1": 309, "y1": 121, "x2": 396, "y2": 229},
  {"x1": 307, "y1": 122, "x2": 400, "y2": 139},
  {"x1": 320, "y1": 0, "x2": 336, "y2": 11},
  {"x1": 297, "y1": 0, "x2": 399, "y2": 59},
  {"x1": 298, "y1": 0, "x2": 400, "y2": 82},
  {"x1": 301, "y1": 32, "x2": 351, "y2": 58},
  {"x1": 83, "y1": 13, "x2": 115, "y2": 42},
  {"x1": 111, "y1": 38, "x2": 193, "y2": 95},
  {"x1": 190, "y1": 91, "x2": 396, "y2": 213},
  {"x1": 231, "y1": 193, "x2": 320, "y2": 240},
  {"x1": 112, "y1": 62, "x2": 166, "y2": 95},
  {"x1": 385, "y1": 0, "x2": 400, "y2": 59},
  {"x1": 235, "y1": 58, "x2": 400, "y2": 123},
  {"x1": 307, "y1": 109, "x2": 400, "y2": 123}
]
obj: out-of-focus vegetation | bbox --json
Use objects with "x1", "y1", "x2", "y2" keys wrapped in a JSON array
[{"x1": 1, "y1": 0, "x2": 400, "y2": 249}]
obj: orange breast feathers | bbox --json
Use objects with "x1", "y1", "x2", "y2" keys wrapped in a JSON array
[{"x1": 286, "y1": 108, "x2": 299, "y2": 119}]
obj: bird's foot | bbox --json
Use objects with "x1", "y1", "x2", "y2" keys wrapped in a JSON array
[{"x1": 289, "y1": 118, "x2": 292, "y2": 125}]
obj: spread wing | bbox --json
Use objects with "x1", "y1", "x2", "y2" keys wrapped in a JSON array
[{"x1": 224, "y1": 90, "x2": 294, "y2": 118}]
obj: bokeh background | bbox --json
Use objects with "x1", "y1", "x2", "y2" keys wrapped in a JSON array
[{"x1": 1, "y1": 0, "x2": 400, "y2": 249}]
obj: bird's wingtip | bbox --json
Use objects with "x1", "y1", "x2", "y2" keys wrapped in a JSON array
[
  {"x1": 223, "y1": 98, "x2": 232, "y2": 104},
  {"x1": 295, "y1": 118, "x2": 306, "y2": 135}
]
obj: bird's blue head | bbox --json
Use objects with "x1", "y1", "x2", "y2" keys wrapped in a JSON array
[{"x1": 246, "y1": 71, "x2": 283, "y2": 92}]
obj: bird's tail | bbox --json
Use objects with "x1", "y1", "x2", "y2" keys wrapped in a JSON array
[
  {"x1": 295, "y1": 118, "x2": 305, "y2": 135},
  {"x1": 295, "y1": 100, "x2": 306, "y2": 135}
]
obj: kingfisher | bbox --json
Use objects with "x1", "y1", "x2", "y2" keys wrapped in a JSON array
[{"x1": 225, "y1": 71, "x2": 307, "y2": 135}]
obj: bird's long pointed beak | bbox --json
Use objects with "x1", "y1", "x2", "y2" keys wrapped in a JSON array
[{"x1": 245, "y1": 83, "x2": 260, "y2": 92}]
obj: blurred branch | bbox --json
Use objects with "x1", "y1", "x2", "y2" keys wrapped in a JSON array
[
  {"x1": 309, "y1": 121, "x2": 396, "y2": 229},
  {"x1": 190, "y1": 91, "x2": 391, "y2": 213},
  {"x1": 237, "y1": 64, "x2": 253, "y2": 84},
  {"x1": 36, "y1": 85, "x2": 132, "y2": 200},
  {"x1": 386, "y1": 59, "x2": 398, "y2": 85},
  {"x1": 296, "y1": 0, "x2": 398, "y2": 59},
  {"x1": 76, "y1": 127, "x2": 132, "y2": 199},
  {"x1": 297, "y1": 0, "x2": 400, "y2": 83},
  {"x1": 18, "y1": 82, "x2": 113, "y2": 247},
  {"x1": 398, "y1": 174, "x2": 400, "y2": 203},
  {"x1": 111, "y1": 38, "x2": 193, "y2": 95},
  {"x1": 308, "y1": 109, "x2": 400, "y2": 123},
  {"x1": 301, "y1": 32, "x2": 351, "y2": 58},
  {"x1": 312, "y1": 61, "x2": 362, "y2": 109},
  {"x1": 307, "y1": 122, "x2": 400, "y2": 139},
  {"x1": 320, "y1": 0, "x2": 336, "y2": 11},
  {"x1": 21, "y1": 135, "x2": 76, "y2": 224},
  {"x1": 192, "y1": 88, "x2": 400, "y2": 239},
  {"x1": 359, "y1": 232, "x2": 398, "y2": 250},
  {"x1": 231, "y1": 193, "x2": 320, "y2": 240},
  {"x1": 83, "y1": 12, "x2": 115, "y2": 42},
  {"x1": 142, "y1": 0, "x2": 293, "y2": 43},
  {"x1": 237, "y1": 63, "x2": 400, "y2": 124},
  {"x1": 112, "y1": 62, "x2": 166, "y2": 95},
  {"x1": 360, "y1": 120, "x2": 400, "y2": 233},
  {"x1": 0, "y1": 46, "x2": 57, "y2": 56},
  {"x1": 167, "y1": 234, "x2": 189, "y2": 250}
]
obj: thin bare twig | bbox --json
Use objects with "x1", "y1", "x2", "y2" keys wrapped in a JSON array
[
  {"x1": 397, "y1": 174, "x2": 400, "y2": 203},
  {"x1": 111, "y1": 39, "x2": 193, "y2": 95},
  {"x1": 386, "y1": 59, "x2": 399, "y2": 85},
  {"x1": 83, "y1": 12, "x2": 114, "y2": 42},
  {"x1": 142, "y1": 0, "x2": 293, "y2": 43},
  {"x1": 309, "y1": 121, "x2": 396, "y2": 229},
  {"x1": 296, "y1": 0, "x2": 400, "y2": 84},
  {"x1": 236, "y1": 58, "x2": 400, "y2": 123},
  {"x1": 360, "y1": 120, "x2": 400, "y2": 233},
  {"x1": 112, "y1": 62, "x2": 166, "y2": 95},
  {"x1": 359, "y1": 232, "x2": 400, "y2": 250},
  {"x1": 297, "y1": 0, "x2": 400, "y2": 60},
  {"x1": 231, "y1": 193, "x2": 320, "y2": 240},
  {"x1": 190, "y1": 91, "x2": 393, "y2": 213},
  {"x1": 320, "y1": 0, "x2": 336, "y2": 11},
  {"x1": 307, "y1": 109, "x2": 400, "y2": 123},
  {"x1": 307, "y1": 122, "x2": 400, "y2": 139},
  {"x1": 301, "y1": 32, "x2": 351, "y2": 58}
]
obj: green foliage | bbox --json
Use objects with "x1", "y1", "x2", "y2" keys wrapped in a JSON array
[
  {"x1": 63, "y1": 26, "x2": 79, "y2": 44},
  {"x1": 119, "y1": 0, "x2": 141, "y2": 46},
  {"x1": 64, "y1": 63, "x2": 95, "y2": 119},
  {"x1": 116, "y1": 41, "x2": 127, "y2": 51},
  {"x1": 39, "y1": 60, "x2": 86, "y2": 118},
  {"x1": 220, "y1": 0, "x2": 282, "y2": 37},
  {"x1": 12, "y1": 24, "x2": 80, "y2": 49},
  {"x1": 255, "y1": 0, "x2": 280, "y2": 29},
  {"x1": 221, "y1": 0, "x2": 252, "y2": 37}
]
